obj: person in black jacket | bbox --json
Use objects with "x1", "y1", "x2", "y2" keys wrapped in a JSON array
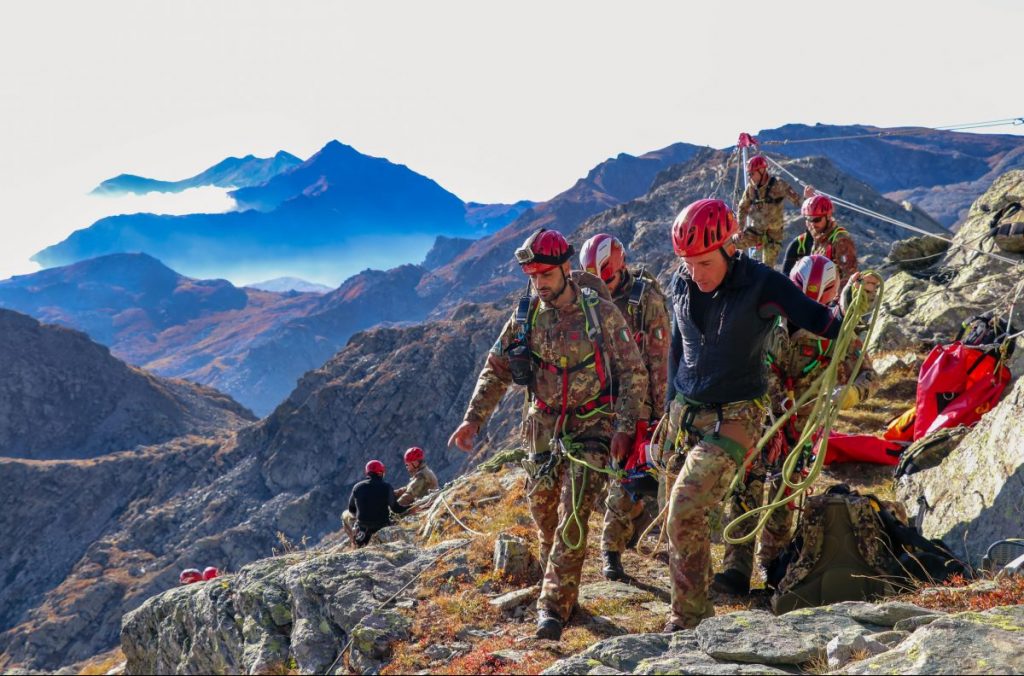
[
  {"x1": 342, "y1": 460, "x2": 409, "y2": 547},
  {"x1": 661, "y1": 199, "x2": 878, "y2": 632}
]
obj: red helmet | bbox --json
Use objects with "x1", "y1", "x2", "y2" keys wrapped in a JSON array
[
  {"x1": 404, "y1": 447, "x2": 425, "y2": 464},
  {"x1": 801, "y1": 194, "x2": 834, "y2": 220},
  {"x1": 790, "y1": 255, "x2": 839, "y2": 304},
  {"x1": 747, "y1": 155, "x2": 768, "y2": 174},
  {"x1": 202, "y1": 566, "x2": 220, "y2": 581},
  {"x1": 579, "y1": 234, "x2": 626, "y2": 283},
  {"x1": 179, "y1": 568, "x2": 203, "y2": 585},
  {"x1": 672, "y1": 199, "x2": 739, "y2": 257},
  {"x1": 514, "y1": 229, "x2": 574, "y2": 274},
  {"x1": 365, "y1": 460, "x2": 385, "y2": 476}
]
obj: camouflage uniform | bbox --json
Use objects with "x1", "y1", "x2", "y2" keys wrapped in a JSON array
[
  {"x1": 665, "y1": 398, "x2": 765, "y2": 628},
  {"x1": 396, "y1": 464, "x2": 439, "y2": 507},
  {"x1": 736, "y1": 176, "x2": 803, "y2": 268},
  {"x1": 790, "y1": 223, "x2": 858, "y2": 286},
  {"x1": 601, "y1": 267, "x2": 671, "y2": 554},
  {"x1": 723, "y1": 320, "x2": 880, "y2": 580},
  {"x1": 463, "y1": 276, "x2": 647, "y2": 623}
]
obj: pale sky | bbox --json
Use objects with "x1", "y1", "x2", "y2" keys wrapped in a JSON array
[{"x1": 1, "y1": 0, "x2": 1020, "y2": 280}]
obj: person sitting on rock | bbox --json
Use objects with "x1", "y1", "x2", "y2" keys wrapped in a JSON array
[
  {"x1": 578, "y1": 233, "x2": 671, "y2": 582},
  {"x1": 783, "y1": 194, "x2": 858, "y2": 286},
  {"x1": 662, "y1": 198, "x2": 879, "y2": 632},
  {"x1": 394, "y1": 446, "x2": 439, "y2": 507},
  {"x1": 734, "y1": 155, "x2": 808, "y2": 269},
  {"x1": 714, "y1": 254, "x2": 881, "y2": 596},
  {"x1": 342, "y1": 460, "x2": 409, "y2": 548}
]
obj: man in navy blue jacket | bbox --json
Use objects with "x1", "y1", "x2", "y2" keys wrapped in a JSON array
[{"x1": 661, "y1": 198, "x2": 877, "y2": 632}]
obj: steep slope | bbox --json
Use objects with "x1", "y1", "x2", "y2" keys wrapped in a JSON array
[
  {"x1": 0, "y1": 254, "x2": 323, "y2": 415},
  {"x1": 91, "y1": 151, "x2": 303, "y2": 195},
  {"x1": 208, "y1": 264, "x2": 442, "y2": 415},
  {"x1": 0, "y1": 302, "x2": 510, "y2": 671},
  {"x1": 0, "y1": 309, "x2": 254, "y2": 459}
]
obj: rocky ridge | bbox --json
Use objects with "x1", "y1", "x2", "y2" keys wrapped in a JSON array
[
  {"x1": 117, "y1": 529, "x2": 1024, "y2": 676},
  {"x1": 0, "y1": 308, "x2": 253, "y2": 460}
]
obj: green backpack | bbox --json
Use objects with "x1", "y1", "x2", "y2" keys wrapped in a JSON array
[{"x1": 770, "y1": 486, "x2": 900, "y2": 614}]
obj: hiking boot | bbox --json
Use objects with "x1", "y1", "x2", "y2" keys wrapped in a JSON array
[
  {"x1": 602, "y1": 550, "x2": 625, "y2": 581},
  {"x1": 536, "y1": 610, "x2": 563, "y2": 640},
  {"x1": 711, "y1": 568, "x2": 750, "y2": 596},
  {"x1": 662, "y1": 621, "x2": 687, "y2": 633}
]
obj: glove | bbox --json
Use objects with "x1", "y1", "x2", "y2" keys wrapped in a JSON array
[
  {"x1": 831, "y1": 385, "x2": 860, "y2": 410},
  {"x1": 840, "y1": 272, "x2": 881, "y2": 314}
]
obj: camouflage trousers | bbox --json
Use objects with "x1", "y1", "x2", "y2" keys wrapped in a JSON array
[
  {"x1": 721, "y1": 456, "x2": 797, "y2": 582},
  {"x1": 664, "y1": 397, "x2": 765, "y2": 628},
  {"x1": 601, "y1": 480, "x2": 658, "y2": 553},
  {"x1": 735, "y1": 225, "x2": 783, "y2": 268},
  {"x1": 525, "y1": 441, "x2": 609, "y2": 623}
]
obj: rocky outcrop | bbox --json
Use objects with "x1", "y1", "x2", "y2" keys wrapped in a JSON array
[
  {"x1": 0, "y1": 309, "x2": 253, "y2": 459},
  {"x1": 896, "y1": 374, "x2": 1024, "y2": 563},
  {"x1": 870, "y1": 170, "x2": 1024, "y2": 371},
  {"x1": 543, "y1": 603, "x2": 1024, "y2": 675},
  {"x1": 121, "y1": 538, "x2": 468, "y2": 675}
]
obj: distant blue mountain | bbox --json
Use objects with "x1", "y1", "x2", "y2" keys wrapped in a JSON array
[
  {"x1": 91, "y1": 151, "x2": 302, "y2": 195},
  {"x1": 35, "y1": 141, "x2": 489, "y2": 283}
]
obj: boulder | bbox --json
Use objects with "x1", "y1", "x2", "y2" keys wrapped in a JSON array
[
  {"x1": 121, "y1": 539, "x2": 466, "y2": 675},
  {"x1": 839, "y1": 605, "x2": 1024, "y2": 674},
  {"x1": 826, "y1": 629, "x2": 888, "y2": 670},
  {"x1": 493, "y1": 534, "x2": 540, "y2": 581}
]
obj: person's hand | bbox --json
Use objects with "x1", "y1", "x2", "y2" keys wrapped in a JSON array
[
  {"x1": 803, "y1": 184, "x2": 816, "y2": 198},
  {"x1": 841, "y1": 271, "x2": 882, "y2": 312},
  {"x1": 448, "y1": 421, "x2": 480, "y2": 452},
  {"x1": 610, "y1": 432, "x2": 633, "y2": 463}
]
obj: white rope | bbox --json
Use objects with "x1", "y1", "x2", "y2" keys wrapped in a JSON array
[{"x1": 759, "y1": 155, "x2": 1023, "y2": 268}]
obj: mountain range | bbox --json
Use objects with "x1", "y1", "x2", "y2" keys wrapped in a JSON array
[
  {"x1": 36, "y1": 141, "x2": 536, "y2": 285},
  {"x1": 90, "y1": 151, "x2": 303, "y2": 195},
  {"x1": 2, "y1": 126, "x2": 1024, "y2": 672}
]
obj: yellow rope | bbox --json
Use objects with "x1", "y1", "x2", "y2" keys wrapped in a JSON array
[{"x1": 721, "y1": 273, "x2": 884, "y2": 545}]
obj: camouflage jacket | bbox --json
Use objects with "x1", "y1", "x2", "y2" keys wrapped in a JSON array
[
  {"x1": 398, "y1": 465, "x2": 439, "y2": 506},
  {"x1": 464, "y1": 277, "x2": 648, "y2": 437},
  {"x1": 737, "y1": 176, "x2": 802, "y2": 235},
  {"x1": 766, "y1": 320, "x2": 879, "y2": 416},
  {"x1": 611, "y1": 267, "x2": 671, "y2": 420},
  {"x1": 790, "y1": 224, "x2": 859, "y2": 286}
]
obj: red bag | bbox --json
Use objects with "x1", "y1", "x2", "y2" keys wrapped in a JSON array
[
  {"x1": 914, "y1": 343, "x2": 1011, "y2": 439},
  {"x1": 823, "y1": 433, "x2": 904, "y2": 466}
]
